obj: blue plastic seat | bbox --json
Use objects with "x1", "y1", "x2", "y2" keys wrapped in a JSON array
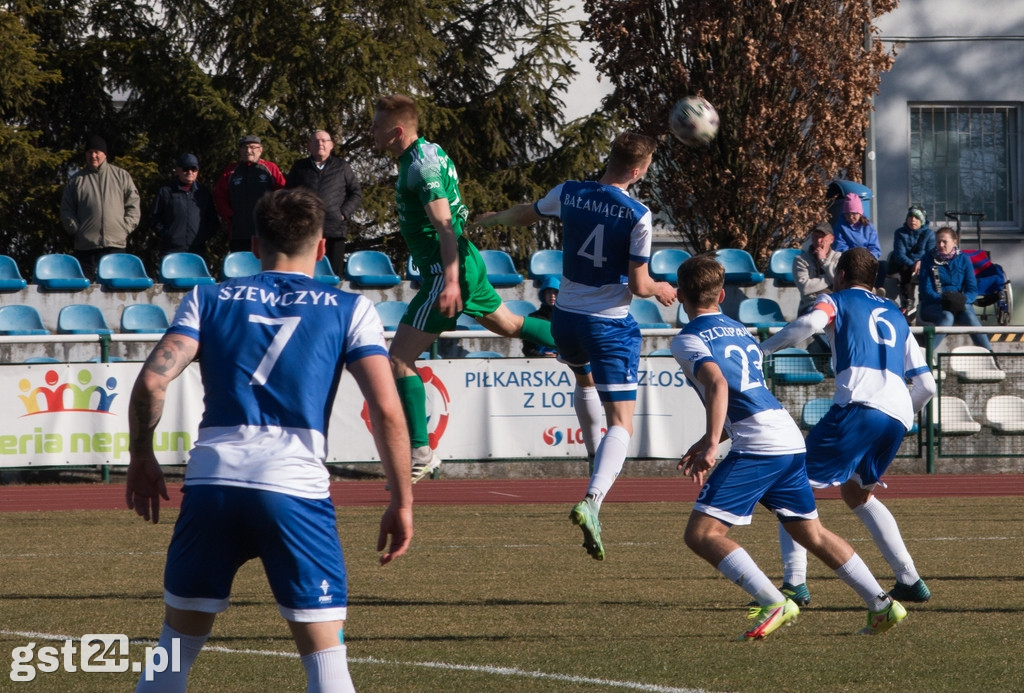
[
  {"x1": 406, "y1": 256, "x2": 422, "y2": 283},
  {"x1": 456, "y1": 313, "x2": 486, "y2": 331},
  {"x1": 97, "y1": 253, "x2": 154, "y2": 291},
  {"x1": 345, "y1": 250, "x2": 402, "y2": 288},
  {"x1": 503, "y1": 300, "x2": 538, "y2": 318},
  {"x1": 737, "y1": 297, "x2": 788, "y2": 328},
  {"x1": 33, "y1": 254, "x2": 91, "y2": 291},
  {"x1": 24, "y1": 356, "x2": 62, "y2": 363},
  {"x1": 770, "y1": 347, "x2": 825, "y2": 385},
  {"x1": 0, "y1": 255, "x2": 28, "y2": 291},
  {"x1": 57, "y1": 304, "x2": 113, "y2": 335},
  {"x1": 222, "y1": 251, "x2": 262, "y2": 279},
  {"x1": 159, "y1": 253, "x2": 216, "y2": 289},
  {"x1": 0, "y1": 305, "x2": 49, "y2": 335},
  {"x1": 374, "y1": 300, "x2": 409, "y2": 331},
  {"x1": 676, "y1": 304, "x2": 690, "y2": 327},
  {"x1": 527, "y1": 249, "x2": 562, "y2": 284},
  {"x1": 120, "y1": 304, "x2": 170, "y2": 334},
  {"x1": 629, "y1": 298, "x2": 671, "y2": 329},
  {"x1": 800, "y1": 397, "x2": 833, "y2": 430},
  {"x1": 647, "y1": 348, "x2": 674, "y2": 357},
  {"x1": 649, "y1": 248, "x2": 692, "y2": 284},
  {"x1": 766, "y1": 248, "x2": 801, "y2": 287},
  {"x1": 480, "y1": 250, "x2": 523, "y2": 287},
  {"x1": 715, "y1": 248, "x2": 764, "y2": 286},
  {"x1": 314, "y1": 257, "x2": 340, "y2": 285},
  {"x1": 465, "y1": 350, "x2": 505, "y2": 358}
]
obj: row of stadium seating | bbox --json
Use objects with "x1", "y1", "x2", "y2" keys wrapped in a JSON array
[{"x1": 0, "y1": 303, "x2": 168, "y2": 335}]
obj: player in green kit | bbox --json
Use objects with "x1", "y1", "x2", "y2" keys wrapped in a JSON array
[{"x1": 371, "y1": 94, "x2": 557, "y2": 482}]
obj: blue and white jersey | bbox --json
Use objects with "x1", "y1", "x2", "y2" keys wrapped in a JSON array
[
  {"x1": 671, "y1": 312, "x2": 805, "y2": 455},
  {"x1": 166, "y1": 271, "x2": 388, "y2": 499},
  {"x1": 535, "y1": 180, "x2": 653, "y2": 319},
  {"x1": 815, "y1": 288, "x2": 930, "y2": 428}
]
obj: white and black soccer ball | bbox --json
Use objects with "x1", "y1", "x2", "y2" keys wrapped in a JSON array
[{"x1": 668, "y1": 96, "x2": 720, "y2": 147}]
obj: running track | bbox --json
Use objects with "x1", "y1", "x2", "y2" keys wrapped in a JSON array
[{"x1": 2, "y1": 474, "x2": 1023, "y2": 513}]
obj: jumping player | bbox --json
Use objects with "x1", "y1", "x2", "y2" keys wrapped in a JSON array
[
  {"x1": 672, "y1": 253, "x2": 906, "y2": 639},
  {"x1": 760, "y1": 247, "x2": 937, "y2": 605},
  {"x1": 474, "y1": 133, "x2": 676, "y2": 560},
  {"x1": 370, "y1": 94, "x2": 557, "y2": 482},
  {"x1": 125, "y1": 188, "x2": 413, "y2": 692}
]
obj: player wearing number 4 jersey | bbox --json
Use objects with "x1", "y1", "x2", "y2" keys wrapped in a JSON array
[
  {"x1": 475, "y1": 133, "x2": 676, "y2": 560},
  {"x1": 671, "y1": 253, "x2": 906, "y2": 639},
  {"x1": 760, "y1": 247, "x2": 937, "y2": 606},
  {"x1": 125, "y1": 189, "x2": 413, "y2": 693}
]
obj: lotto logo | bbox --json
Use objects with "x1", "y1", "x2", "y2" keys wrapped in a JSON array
[{"x1": 542, "y1": 427, "x2": 563, "y2": 445}]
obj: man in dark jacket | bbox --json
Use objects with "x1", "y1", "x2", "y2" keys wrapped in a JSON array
[
  {"x1": 286, "y1": 130, "x2": 362, "y2": 273},
  {"x1": 150, "y1": 153, "x2": 219, "y2": 262},
  {"x1": 214, "y1": 135, "x2": 286, "y2": 252}
]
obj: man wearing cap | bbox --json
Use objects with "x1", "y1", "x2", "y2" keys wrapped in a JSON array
[
  {"x1": 214, "y1": 135, "x2": 286, "y2": 252},
  {"x1": 887, "y1": 206, "x2": 935, "y2": 316},
  {"x1": 60, "y1": 135, "x2": 141, "y2": 280},
  {"x1": 793, "y1": 222, "x2": 841, "y2": 315},
  {"x1": 150, "y1": 153, "x2": 219, "y2": 262}
]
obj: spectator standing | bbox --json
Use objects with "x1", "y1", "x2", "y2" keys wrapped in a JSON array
[
  {"x1": 918, "y1": 226, "x2": 992, "y2": 351},
  {"x1": 150, "y1": 153, "x2": 219, "y2": 262},
  {"x1": 887, "y1": 206, "x2": 935, "y2": 317},
  {"x1": 286, "y1": 130, "x2": 362, "y2": 274},
  {"x1": 522, "y1": 276, "x2": 560, "y2": 357},
  {"x1": 832, "y1": 192, "x2": 881, "y2": 258},
  {"x1": 793, "y1": 222, "x2": 840, "y2": 315},
  {"x1": 215, "y1": 134, "x2": 286, "y2": 253},
  {"x1": 59, "y1": 135, "x2": 141, "y2": 280}
]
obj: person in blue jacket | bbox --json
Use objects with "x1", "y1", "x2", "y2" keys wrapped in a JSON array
[
  {"x1": 887, "y1": 206, "x2": 935, "y2": 316},
  {"x1": 832, "y1": 192, "x2": 881, "y2": 259},
  {"x1": 918, "y1": 226, "x2": 992, "y2": 351}
]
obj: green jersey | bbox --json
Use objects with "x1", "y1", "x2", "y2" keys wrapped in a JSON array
[{"x1": 396, "y1": 137, "x2": 469, "y2": 270}]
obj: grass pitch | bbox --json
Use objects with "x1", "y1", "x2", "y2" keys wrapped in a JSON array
[{"x1": 2, "y1": 494, "x2": 1024, "y2": 692}]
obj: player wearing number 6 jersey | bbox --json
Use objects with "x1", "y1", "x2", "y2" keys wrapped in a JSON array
[
  {"x1": 125, "y1": 188, "x2": 413, "y2": 693},
  {"x1": 475, "y1": 133, "x2": 676, "y2": 560},
  {"x1": 760, "y1": 247, "x2": 937, "y2": 606}
]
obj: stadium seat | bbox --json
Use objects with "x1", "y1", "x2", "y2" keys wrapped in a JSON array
[
  {"x1": 938, "y1": 396, "x2": 981, "y2": 435},
  {"x1": 97, "y1": 253, "x2": 154, "y2": 291},
  {"x1": 769, "y1": 347, "x2": 825, "y2": 384},
  {"x1": 527, "y1": 249, "x2": 562, "y2": 284},
  {"x1": 0, "y1": 305, "x2": 49, "y2": 335},
  {"x1": 345, "y1": 250, "x2": 402, "y2": 288},
  {"x1": 985, "y1": 395, "x2": 1024, "y2": 434},
  {"x1": 647, "y1": 348, "x2": 674, "y2": 357},
  {"x1": 406, "y1": 256, "x2": 422, "y2": 283},
  {"x1": 33, "y1": 254, "x2": 91, "y2": 291},
  {"x1": 0, "y1": 255, "x2": 28, "y2": 291},
  {"x1": 948, "y1": 346, "x2": 1005, "y2": 383},
  {"x1": 374, "y1": 300, "x2": 409, "y2": 331},
  {"x1": 159, "y1": 253, "x2": 216, "y2": 289},
  {"x1": 24, "y1": 356, "x2": 61, "y2": 363},
  {"x1": 314, "y1": 257, "x2": 340, "y2": 285},
  {"x1": 456, "y1": 313, "x2": 487, "y2": 330},
  {"x1": 465, "y1": 350, "x2": 505, "y2": 358},
  {"x1": 221, "y1": 251, "x2": 261, "y2": 279},
  {"x1": 480, "y1": 249, "x2": 523, "y2": 287},
  {"x1": 800, "y1": 397, "x2": 832, "y2": 430},
  {"x1": 715, "y1": 248, "x2": 764, "y2": 286},
  {"x1": 737, "y1": 297, "x2": 788, "y2": 329},
  {"x1": 503, "y1": 300, "x2": 538, "y2": 318},
  {"x1": 56, "y1": 304, "x2": 113, "y2": 335},
  {"x1": 766, "y1": 248, "x2": 801, "y2": 287},
  {"x1": 676, "y1": 304, "x2": 690, "y2": 327},
  {"x1": 649, "y1": 248, "x2": 691, "y2": 284},
  {"x1": 120, "y1": 304, "x2": 170, "y2": 334},
  {"x1": 630, "y1": 298, "x2": 671, "y2": 329}
]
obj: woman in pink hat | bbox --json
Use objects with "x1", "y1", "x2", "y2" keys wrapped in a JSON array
[{"x1": 831, "y1": 192, "x2": 881, "y2": 259}]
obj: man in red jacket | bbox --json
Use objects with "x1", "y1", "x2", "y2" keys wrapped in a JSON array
[{"x1": 214, "y1": 134, "x2": 286, "y2": 253}]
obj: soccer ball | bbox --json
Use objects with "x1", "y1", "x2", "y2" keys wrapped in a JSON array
[{"x1": 668, "y1": 96, "x2": 719, "y2": 146}]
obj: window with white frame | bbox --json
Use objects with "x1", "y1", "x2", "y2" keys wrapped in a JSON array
[{"x1": 909, "y1": 104, "x2": 1020, "y2": 229}]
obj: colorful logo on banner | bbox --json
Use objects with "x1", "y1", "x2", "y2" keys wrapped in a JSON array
[
  {"x1": 18, "y1": 368, "x2": 119, "y2": 416},
  {"x1": 542, "y1": 426, "x2": 606, "y2": 447},
  {"x1": 361, "y1": 365, "x2": 450, "y2": 448},
  {"x1": 542, "y1": 427, "x2": 564, "y2": 445}
]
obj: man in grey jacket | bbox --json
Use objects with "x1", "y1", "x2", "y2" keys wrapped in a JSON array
[
  {"x1": 793, "y1": 222, "x2": 840, "y2": 315},
  {"x1": 60, "y1": 135, "x2": 141, "y2": 280}
]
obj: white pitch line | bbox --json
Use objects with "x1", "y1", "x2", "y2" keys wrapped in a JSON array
[
  {"x1": 0, "y1": 630, "x2": 712, "y2": 693},
  {"x1": 486, "y1": 491, "x2": 522, "y2": 498}
]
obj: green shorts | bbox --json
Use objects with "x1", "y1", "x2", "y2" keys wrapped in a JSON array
[{"x1": 402, "y1": 236, "x2": 502, "y2": 334}]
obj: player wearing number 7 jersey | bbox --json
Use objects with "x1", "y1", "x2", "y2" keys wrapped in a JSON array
[
  {"x1": 125, "y1": 188, "x2": 413, "y2": 692},
  {"x1": 759, "y1": 247, "x2": 937, "y2": 606},
  {"x1": 475, "y1": 133, "x2": 676, "y2": 560}
]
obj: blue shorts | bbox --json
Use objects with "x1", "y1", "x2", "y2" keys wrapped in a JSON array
[
  {"x1": 805, "y1": 402, "x2": 906, "y2": 488},
  {"x1": 164, "y1": 485, "x2": 347, "y2": 623},
  {"x1": 693, "y1": 451, "x2": 818, "y2": 526},
  {"x1": 550, "y1": 307, "x2": 640, "y2": 402}
]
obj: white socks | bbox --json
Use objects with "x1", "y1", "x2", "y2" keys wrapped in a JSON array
[
  {"x1": 835, "y1": 554, "x2": 890, "y2": 612},
  {"x1": 777, "y1": 522, "x2": 808, "y2": 585},
  {"x1": 586, "y1": 425, "x2": 629, "y2": 509},
  {"x1": 134, "y1": 623, "x2": 208, "y2": 693},
  {"x1": 301, "y1": 645, "x2": 355, "y2": 693},
  {"x1": 718, "y1": 548, "x2": 785, "y2": 605},
  {"x1": 853, "y1": 496, "x2": 921, "y2": 585},
  {"x1": 574, "y1": 385, "x2": 603, "y2": 458}
]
